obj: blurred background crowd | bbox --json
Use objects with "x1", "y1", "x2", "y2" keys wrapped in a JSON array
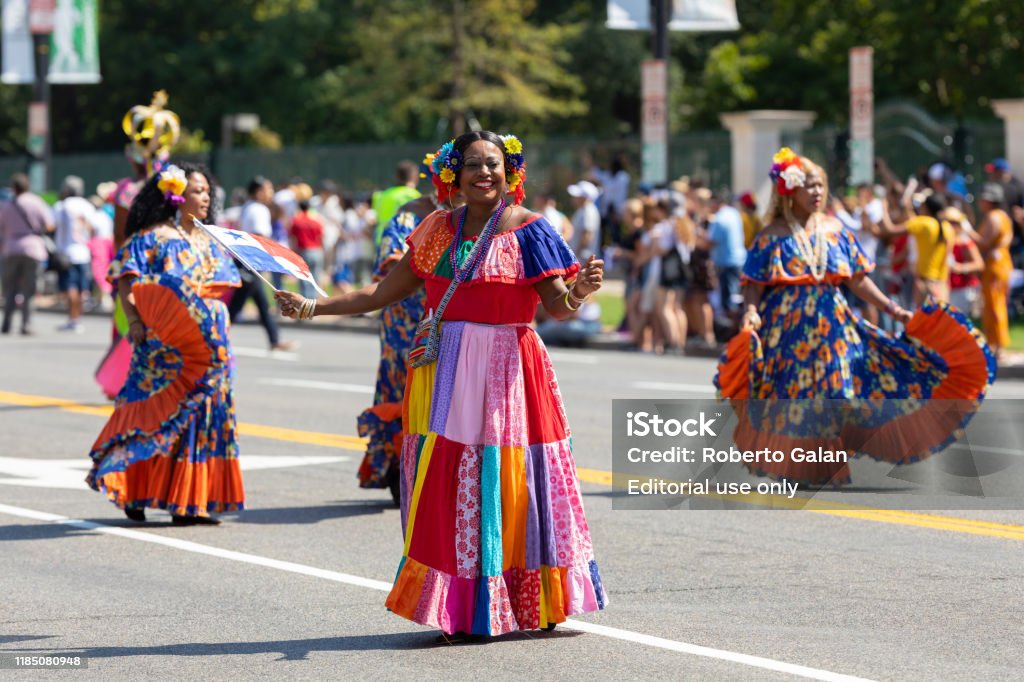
[{"x1": 3, "y1": 147, "x2": 1022, "y2": 363}]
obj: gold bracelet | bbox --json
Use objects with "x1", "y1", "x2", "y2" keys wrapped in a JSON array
[{"x1": 564, "y1": 291, "x2": 581, "y2": 312}]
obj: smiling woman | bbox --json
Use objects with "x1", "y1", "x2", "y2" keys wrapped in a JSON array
[
  {"x1": 276, "y1": 130, "x2": 608, "y2": 641},
  {"x1": 86, "y1": 163, "x2": 243, "y2": 526},
  {"x1": 715, "y1": 148, "x2": 996, "y2": 487}
]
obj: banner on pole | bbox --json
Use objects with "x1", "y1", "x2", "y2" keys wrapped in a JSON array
[
  {"x1": 48, "y1": 0, "x2": 100, "y2": 84},
  {"x1": 849, "y1": 46, "x2": 874, "y2": 185},
  {"x1": 607, "y1": 0, "x2": 739, "y2": 31},
  {"x1": 2, "y1": 0, "x2": 35, "y2": 84},
  {"x1": 641, "y1": 60, "x2": 668, "y2": 185}
]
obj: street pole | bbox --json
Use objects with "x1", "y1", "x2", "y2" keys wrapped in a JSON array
[
  {"x1": 28, "y1": 1, "x2": 53, "y2": 194},
  {"x1": 451, "y1": 0, "x2": 465, "y2": 137},
  {"x1": 641, "y1": 0, "x2": 670, "y2": 186},
  {"x1": 653, "y1": 0, "x2": 669, "y2": 180}
]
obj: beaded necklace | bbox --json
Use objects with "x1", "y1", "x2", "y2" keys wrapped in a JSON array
[
  {"x1": 174, "y1": 222, "x2": 218, "y2": 286},
  {"x1": 789, "y1": 215, "x2": 829, "y2": 282},
  {"x1": 450, "y1": 198, "x2": 505, "y2": 282}
]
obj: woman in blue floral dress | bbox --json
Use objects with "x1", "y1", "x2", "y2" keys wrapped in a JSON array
[
  {"x1": 715, "y1": 149, "x2": 995, "y2": 485},
  {"x1": 87, "y1": 163, "x2": 243, "y2": 523},
  {"x1": 356, "y1": 197, "x2": 432, "y2": 503}
]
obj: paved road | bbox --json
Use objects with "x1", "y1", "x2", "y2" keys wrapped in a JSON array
[{"x1": 1, "y1": 311, "x2": 1022, "y2": 680}]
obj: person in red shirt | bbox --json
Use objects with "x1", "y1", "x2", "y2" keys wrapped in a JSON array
[{"x1": 289, "y1": 199, "x2": 325, "y2": 298}]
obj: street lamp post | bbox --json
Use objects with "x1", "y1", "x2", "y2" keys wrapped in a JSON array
[{"x1": 28, "y1": 0, "x2": 54, "y2": 193}]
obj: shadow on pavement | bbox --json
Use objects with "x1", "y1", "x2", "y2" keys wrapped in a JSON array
[
  {"x1": 12, "y1": 629, "x2": 583, "y2": 659},
  {"x1": 0, "y1": 523, "x2": 100, "y2": 542},
  {"x1": 233, "y1": 501, "x2": 395, "y2": 525},
  {"x1": 0, "y1": 635, "x2": 58, "y2": 645}
]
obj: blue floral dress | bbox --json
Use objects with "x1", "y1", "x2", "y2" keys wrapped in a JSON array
[
  {"x1": 87, "y1": 229, "x2": 243, "y2": 515},
  {"x1": 715, "y1": 225, "x2": 996, "y2": 485},
  {"x1": 356, "y1": 210, "x2": 427, "y2": 490}
]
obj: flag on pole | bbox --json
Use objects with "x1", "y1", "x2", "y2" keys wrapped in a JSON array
[{"x1": 197, "y1": 220, "x2": 327, "y2": 297}]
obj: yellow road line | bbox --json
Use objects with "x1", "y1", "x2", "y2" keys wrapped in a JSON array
[
  {"x1": 3, "y1": 389, "x2": 1024, "y2": 540},
  {"x1": 0, "y1": 390, "x2": 367, "y2": 451}
]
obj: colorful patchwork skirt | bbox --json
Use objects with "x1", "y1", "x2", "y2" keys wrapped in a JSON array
[{"x1": 385, "y1": 320, "x2": 607, "y2": 635}]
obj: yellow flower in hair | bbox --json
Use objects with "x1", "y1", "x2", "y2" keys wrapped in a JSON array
[
  {"x1": 439, "y1": 167, "x2": 455, "y2": 184},
  {"x1": 773, "y1": 147, "x2": 797, "y2": 165},
  {"x1": 157, "y1": 165, "x2": 187, "y2": 196},
  {"x1": 422, "y1": 152, "x2": 436, "y2": 166},
  {"x1": 507, "y1": 174, "x2": 521, "y2": 191},
  {"x1": 503, "y1": 135, "x2": 523, "y2": 155}
]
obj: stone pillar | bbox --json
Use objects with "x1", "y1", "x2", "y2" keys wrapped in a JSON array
[
  {"x1": 992, "y1": 99, "x2": 1024, "y2": 178},
  {"x1": 720, "y1": 110, "x2": 817, "y2": 209}
]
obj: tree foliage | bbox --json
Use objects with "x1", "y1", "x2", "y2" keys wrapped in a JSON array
[{"x1": 1, "y1": 0, "x2": 1019, "y2": 155}]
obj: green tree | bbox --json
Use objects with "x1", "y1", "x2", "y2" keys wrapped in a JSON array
[
  {"x1": 680, "y1": 0, "x2": 1024, "y2": 126},
  {"x1": 334, "y1": 0, "x2": 587, "y2": 141}
]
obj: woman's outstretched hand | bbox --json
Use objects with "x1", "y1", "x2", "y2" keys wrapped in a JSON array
[
  {"x1": 572, "y1": 255, "x2": 604, "y2": 298},
  {"x1": 275, "y1": 290, "x2": 306, "y2": 320},
  {"x1": 888, "y1": 302, "x2": 913, "y2": 325}
]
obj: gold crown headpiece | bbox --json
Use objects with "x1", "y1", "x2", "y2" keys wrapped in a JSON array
[{"x1": 122, "y1": 90, "x2": 181, "y2": 163}]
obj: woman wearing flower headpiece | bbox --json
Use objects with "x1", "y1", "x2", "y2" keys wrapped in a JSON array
[
  {"x1": 277, "y1": 131, "x2": 607, "y2": 640},
  {"x1": 355, "y1": 153, "x2": 463, "y2": 505},
  {"x1": 87, "y1": 162, "x2": 244, "y2": 525},
  {"x1": 714, "y1": 148, "x2": 995, "y2": 486}
]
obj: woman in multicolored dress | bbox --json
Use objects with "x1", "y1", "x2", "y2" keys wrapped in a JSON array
[
  {"x1": 715, "y1": 149, "x2": 996, "y2": 486},
  {"x1": 277, "y1": 131, "x2": 607, "y2": 641},
  {"x1": 356, "y1": 162, "x2": 446, "y2": 504},
  {"x1": 87, "y1": 162, "x2": 244, "y2": 525}
]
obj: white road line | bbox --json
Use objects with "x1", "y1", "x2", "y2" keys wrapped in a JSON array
[
  {"x1": 947, "y1": 443, "x2": 1024, "y2": 458},
  {"x1": 631, "y1": 381, "x2": 716, "y2": 394},
  {"x1": 561, "y1": 620, "x2": 873, "y2": 682},
  {"x1": 233, "y1": 347, "x2": 300, "y2": 362},
  {"x1": 0, "y1": 455, "x2": 349, "y2": 489},
  {"x1": 259, "y1": 378, "x2": 374, "y2": 394},
  {"x1": 0, "y1": 502, "x2": 874, "y2": 682},
  {"x1": 547, "y1": 352, "x2": 600, "y2": 365}
]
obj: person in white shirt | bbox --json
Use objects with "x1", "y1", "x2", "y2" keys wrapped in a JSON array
[
  {"x1": 227, "y1": 176, "x2": 295, "y2": 351},
  {"x1": 590, "y1": 155, "x2": 630, "y2": 243},
  {"x1": 832, "y1": 185, "x2": 884, "y2": 324},
  {"x1": 53, "y1": 175, "x2": 95, "y2": 332},
  {"x1": 567, "y1": 180, "x2": 601, "y2": 262},
  {"x1": 310, "y1": 180, "x2": 344, "y2": 284},
  {"x1": 530, "y1": 191, "x2": 572, "y2": 240}
]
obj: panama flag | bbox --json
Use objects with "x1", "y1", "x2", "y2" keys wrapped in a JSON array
[{"x1": 197, "y1": 220, "x2": 328, "y2": 296}]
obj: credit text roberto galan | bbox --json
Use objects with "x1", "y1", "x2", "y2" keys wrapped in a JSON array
[{"x1": 624, "y1": 411, "x2": 849, "y2": 465}]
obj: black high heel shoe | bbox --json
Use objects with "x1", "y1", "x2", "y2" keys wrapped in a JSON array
[
  {"x1": 434, "y1": 631, "x2": 488, "y2": 645},
  {"x1": 172, "y1": 515, "x2": 221, "y2": 526},
  {"x1": 124, "y1": 507, "x2": 146, "y2": 522}
]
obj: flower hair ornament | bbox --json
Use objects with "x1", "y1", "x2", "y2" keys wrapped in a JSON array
[
  {"x1": 429, "y1": 134, "x2": 529, "y2": 205},
  {"x1": 501, "y1": 134, "x2": 527, "y2": 205},
  {"x1": 157, "y1": 165, "x2": 188, "y2": 206},
  {"x1": 769, "y1": 147, "x2": 806, "y2": 196},
  {"x1": 430, "y1": 140, "x2": 462, "y2": 203}
]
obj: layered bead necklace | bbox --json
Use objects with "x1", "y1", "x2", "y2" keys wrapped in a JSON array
[
  {"x1": 174, "y1": 221, "x2": 218, "y2": 286},
  {"x1": 789, "y1": 214, "x2": 829, "y2": 281},
  {"x1": 450, "y1": 198, "x2": 505, "y2": 283}
]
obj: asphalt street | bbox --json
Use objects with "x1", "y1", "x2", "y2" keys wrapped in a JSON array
[{"x1": 1, "y1": 310, "x2": 1023, "y2": 680}]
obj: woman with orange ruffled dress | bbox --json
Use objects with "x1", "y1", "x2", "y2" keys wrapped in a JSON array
[
  {"x1": 714, "y1": 149, "x2": 996, "y2": 486},
  {"x1": 86, "y1": 162, "x2": 243, "y2": 525}
]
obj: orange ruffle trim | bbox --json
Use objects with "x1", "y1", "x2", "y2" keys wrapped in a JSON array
[{"x1": 716, "y1": 306, "x2": 994, "y2": 484}]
